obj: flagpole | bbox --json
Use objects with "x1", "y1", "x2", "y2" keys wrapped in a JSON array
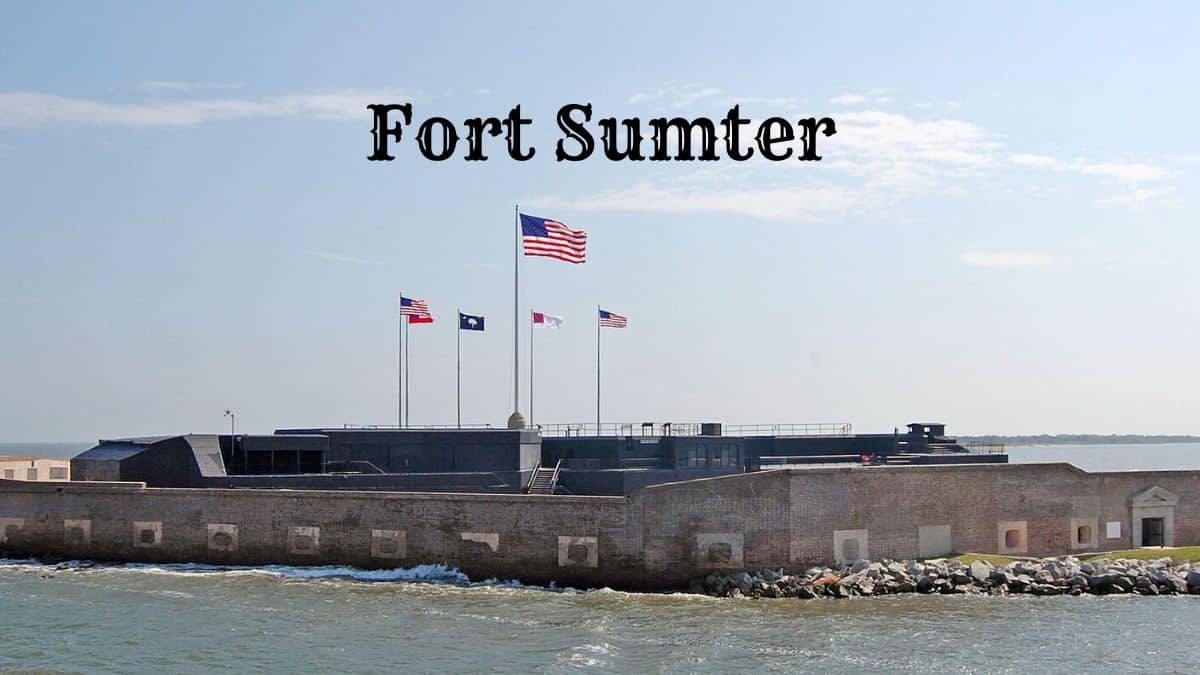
[
  {"x1": 596, "y1": 305, "x2": 601, "y2": 433},
  {"x1": 512, "y1": 203, "x2": 521, "y2": 426},
  {"x1": 403, "y1": 289, "x2": 408, "y2": 425},
  {"x1": 457, "y1": 309, "x2": 462, "y2": 429},
  {"x1": 404, "y1": 317, "x2": 410, "y2": 428},
  {"x1": 529, "y1": 308, "x2": 534, "y2": 427}
]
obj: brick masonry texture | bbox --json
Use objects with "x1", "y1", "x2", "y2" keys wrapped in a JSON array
[{"x1": 0, "y1": 464, "x2": 1196, "y2": 590}]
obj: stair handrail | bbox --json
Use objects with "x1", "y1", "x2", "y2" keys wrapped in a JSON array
[
  {"x1": 548, "y1": 458, "x2": 564, "y2": 494},
  {"x1": 525, "y1": 460, "x2": 541, "y2": 492}
]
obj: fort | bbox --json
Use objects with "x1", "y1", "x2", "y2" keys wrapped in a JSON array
[{"x1": 0, "y1": 421, "x2": 1195, "y2": 590}]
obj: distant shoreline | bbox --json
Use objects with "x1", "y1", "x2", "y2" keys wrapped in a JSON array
[{"x1": 961, "y1": 435, "x2": 1200, "y2": 447}]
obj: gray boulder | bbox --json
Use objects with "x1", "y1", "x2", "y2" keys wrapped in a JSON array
[
  {"x1": 970, "y1": 560, "x2": 993, "y2": 584},
  {"x1": 1186, "y1": 569, "x2": 1200, "y2": 594},
  {"x1": 1031, "y1": 583, "x2": 1062, "y2": 596}
]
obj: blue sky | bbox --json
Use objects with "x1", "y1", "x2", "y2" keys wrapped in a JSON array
[{"x1": 2, "y1": 2, "x2": 1198, "y2": 441}]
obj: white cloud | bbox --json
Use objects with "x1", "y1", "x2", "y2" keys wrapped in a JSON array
[
  {"x1": 1010, "y1": 153, "x2": 1169, "y2": 183},
  {"x1": 532, "y1": 108, "x2": 1001, "y2": 223},
  {"x1": 137, "y1": 81, "x2": 243, "y2": 92},
  {"x1": 830, "y1": 93, "x2": 868, "y2": 105},
  {"x1": 830, "y1": 88, "x2": 896, "y2": 105},
  {"x1": 627, "y1": 85, "x2": 721, "y2": 108},
  {"x1": 671, "y1": 87, "x2": 721, "y2": 108},
  {"x1": 530, "y1": 178, "x2": 863, "y2": 223},
  {"x1": 725, "y1": 95, "x2": 804, "y2": 109},
  {"x1": 0, "y1": 89, "x2": 417, "y2": 127},
  {"x1": 960, "y1": 252, "x2": 1062, "y2": 269},
  {"x1": 536, "y1": 91, "x2": 1188, "y2": 223},
  {"x1": 308, "y1": 251, "x2": 375, "y2": 265},
  {"x1": 823, "y1": 110, "x2": 1000, "y2": 192},
  {"x1": 1094, "y1": 186, "x2": 1177, "y2": 208}
]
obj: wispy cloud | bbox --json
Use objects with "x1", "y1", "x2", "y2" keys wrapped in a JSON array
[
  {"x1": 531, "y1": 178, "x2": 862, "y2": 223},
  {"x1": 830, "y1": 93, "x2": 868, "y2": 105},
  {"x1": 0, "y1": 89, "x2": 418, "y2": 127},
  {"x1": 532, "y1": 90, "x2": 1192, "y2": 224},
  {"x1": 531, "y1": 107, "x2": 1001, "y2": 222},
  {"x1": 628, "y1": 84, "x2": 722, "y2": 108},
  {"x1": 1009, "y1": 153, "x2": 1170, "y2": 183},
  {"x1": 1094, "y1": 186, "x2": 1177, "y2": 208},
  {"x1": 136, "y1": 81, "x2": 243, "y2": 92},
  {"x1": 825, "y1": 110, "x2": 1000, "y2": 190},
  {"x1": 830, "y1": 88, "x2": 895, "y2": 105},
  {"x1": 308, "y1": 251, "x2": 376, "y2": 266},
  {"x1": 913, "y1": 100, "x2": 961, "y2": 110},
  {"x1": 960, "y1": 251, "x2": 1063, "y2": 269}
]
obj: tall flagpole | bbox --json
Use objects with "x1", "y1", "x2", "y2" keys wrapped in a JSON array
[
  {"x1": 596, "y1": 304, "x2": 601, "y2": 432},
  {"x1": 512, "y1": 204, "x2": 521, "y2": 426},
  {"x1": 404, "y1": 317, "x2": 410, "y2": 428},
  {"x1": 529, "y1": 309, "x2": 534, "y2": 427},
  {"x1": 403, "y1": 290, "x2": 408, "y2": 422},
  {"x1": 456, "y1": 309, "x2": 462, "y2": 429}
]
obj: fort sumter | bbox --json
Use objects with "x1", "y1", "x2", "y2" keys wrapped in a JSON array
[{"x1": 1, "y1": 420, "x2": 1196, "y2": 590}]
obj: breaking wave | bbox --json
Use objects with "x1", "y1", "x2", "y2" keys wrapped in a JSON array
[{"x1": 0, "y1": 557, "x2": 517, "y2": 586}]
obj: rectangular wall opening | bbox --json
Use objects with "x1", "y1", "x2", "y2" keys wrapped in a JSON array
[{"x1": 1141, "y1": 517, "x2": 1164, "y2": 547}]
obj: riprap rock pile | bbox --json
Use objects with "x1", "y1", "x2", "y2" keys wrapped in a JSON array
[{"x1": 692, "y1": 556, "x2": 1200, "y2": 599}]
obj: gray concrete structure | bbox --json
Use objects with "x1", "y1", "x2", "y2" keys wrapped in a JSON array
[{"x1": 2, "y1": 463, "x2": 1196, "y2": 590}]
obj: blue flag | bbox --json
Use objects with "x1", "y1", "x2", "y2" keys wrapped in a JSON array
[{"x1": 459, "y1": 312, "x2": 485, "y2": 331}]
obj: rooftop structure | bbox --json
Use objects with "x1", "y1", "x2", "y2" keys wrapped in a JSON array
[{"x1": 68, "y1": 420, "x2": 1005, "y2": 496}]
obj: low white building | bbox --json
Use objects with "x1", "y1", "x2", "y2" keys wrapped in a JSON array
[{"x1": 0, "y1": 456, "x2": 71, "y2": 482}]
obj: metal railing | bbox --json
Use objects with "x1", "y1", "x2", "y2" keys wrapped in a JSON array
[
  {"x1": 965, "y1": 442, "x2": 1007, "y2": 455},
  {"x1": 723, "y1": 423, "x2": 852, "y2": 437},
  {"x1": 535, "y1": 422, "x2": 852, "y2": 438},
  {"x1": 343, "y1": 423, "x2": 495, "y2": 430},
  {"x1": 340, "y1": 421, "x2": 855, "y2": 439},
  {"x1": 524, "y1": 460, "x2": 540, "y2": 491},
  {"x1": 756, "y1": 455, "x2": 862, "y2": 469},
  {"x1": 535, "y1": 422, "x2": 701, "y2": 437},
  {"x1": 548, "y1": 458, "x2": 564, "y2": 493}
]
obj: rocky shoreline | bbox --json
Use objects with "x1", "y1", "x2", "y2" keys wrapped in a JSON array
[{"x1": 691, "y1": 556, "x2": 1200, "y2": 599}]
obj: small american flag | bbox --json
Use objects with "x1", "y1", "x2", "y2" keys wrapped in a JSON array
[
  {"x1": 400, "y1": 296, "x2": 431, "y2": 319},
  {"x1": 599, "y1": 309, "x2": 627, "y2": 328},
  {"x1": 520, "y1": 213, "x2": 586, "y2": 264}
]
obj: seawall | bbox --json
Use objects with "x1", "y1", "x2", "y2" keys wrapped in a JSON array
[{"x1": 1, "y1": 463, "x2": 1196, "y2": 590}]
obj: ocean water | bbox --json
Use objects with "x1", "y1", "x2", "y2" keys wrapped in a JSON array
[
  {"x1": 1, "y1": 559, "x2": 1198, "y2": 674},
  {"x1": 2, "y1": 442, "x2": 1198, "y2": 673},
  {"x1": 1007, "y1": 442, "x2": 1200, "y2": 472},
  {"x1": 0, "y1": 442, "x2": 91, "y2": 459}
]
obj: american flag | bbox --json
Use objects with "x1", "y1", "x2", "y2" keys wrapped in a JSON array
[
  {"x1": 599, "y1": 309, "x2": 627, "y2": 328},
  {"x1": 399, "y1": 296, "x2": 431, "y2": 319},
  {"x1": 519, "y1": 213, "x2": 586, "y2": 264}
]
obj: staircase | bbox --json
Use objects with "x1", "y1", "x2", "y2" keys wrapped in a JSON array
[{"x1": 527, "y1": 460, "x2": 562, "y2": 495}]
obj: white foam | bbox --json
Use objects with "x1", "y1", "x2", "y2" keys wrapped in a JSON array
[{"x1": 0, "y1": 558, "x2": 505, "y2": 586}]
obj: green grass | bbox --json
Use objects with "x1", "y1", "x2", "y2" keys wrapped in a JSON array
[
  {"x1": 948, "y1": 546, "x2": 1200, "y2": 566},
  {"x1": 1081, "y1": 546, "x2": 1200, "y2": 563},
  {"x1": 950, "y1": 553, "x2": 1019, "y2": 566}
]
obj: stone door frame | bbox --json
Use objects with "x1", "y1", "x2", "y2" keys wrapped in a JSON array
[{"x1": 1130, "y1": 485, "x2": 1178, "y2": 548}]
